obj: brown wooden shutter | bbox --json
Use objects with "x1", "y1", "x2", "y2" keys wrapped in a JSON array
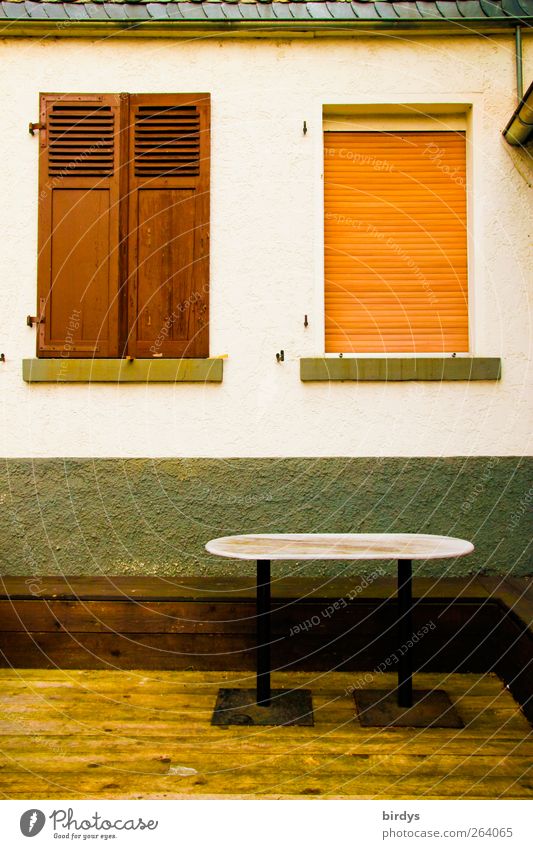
[
  {"x1": 324, "y1": 131, "x2": 469, "y2": 353},
  {"x1": 37, "y1": 94, "x2": 122, "y2": 357},
  {"x1": 126, "y1": 94, "x2": 210, "y2": 358}
]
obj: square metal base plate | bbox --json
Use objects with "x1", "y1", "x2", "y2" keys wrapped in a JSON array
[
  {"x1": 354, "y1": 689, "x2": 464, "y2": 728},
  {"x1": 211, "y1": 688, "x2": 314, "y2": 727}
]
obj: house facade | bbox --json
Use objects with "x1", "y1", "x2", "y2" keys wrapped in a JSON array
[{"x1": 0, "y1": 1, "x2": 532, "y2": 578}]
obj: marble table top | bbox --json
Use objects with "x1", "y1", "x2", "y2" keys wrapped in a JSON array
[{"x1": 206, "y1": 533, "x2": 474, "y2": 561}]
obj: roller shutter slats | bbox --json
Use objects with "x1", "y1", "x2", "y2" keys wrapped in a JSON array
[{"x1": 324, "y1": 130, "x2": 469, "y2": 354}]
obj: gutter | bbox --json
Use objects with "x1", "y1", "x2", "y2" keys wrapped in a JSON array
[
  {"x1": 503, "y1": 79, "x2": 533, "y2": 146},
  {"x1": 503, "y1": 26, "x2": 533, "y2": 147},
  {"x1": 0, "y1": 18, "x2": 532, "y2": 39}
]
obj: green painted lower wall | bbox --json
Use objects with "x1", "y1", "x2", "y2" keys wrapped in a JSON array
[{"x1": 1, "y1": 458, "x2": 531, "y2": 578}]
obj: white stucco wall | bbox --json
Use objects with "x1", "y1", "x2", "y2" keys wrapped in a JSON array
[{"x1": 0, "y1": 33, "x2": 531, "y2": 458}]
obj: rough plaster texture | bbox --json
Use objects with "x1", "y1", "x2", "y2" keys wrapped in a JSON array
[
  {"x1": 0, "y1": 35, "x2": 532, "y2": 458},
  {"x1": 1, "y1": 458, "x2": 531, "y2": 577}
]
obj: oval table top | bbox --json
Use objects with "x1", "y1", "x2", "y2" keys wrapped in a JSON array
[{"x1": 205, "y1": 533, "x2": 474, "y2": 561}]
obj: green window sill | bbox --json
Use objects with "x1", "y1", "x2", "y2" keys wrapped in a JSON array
[
  {"x1": 300, "y1": 357, "x2": 502, "y2": 382},
  {"x1": 22, "y1": 358, "x2": 224, "y2": 383}
]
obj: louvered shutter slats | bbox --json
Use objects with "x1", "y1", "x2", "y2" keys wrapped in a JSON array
[
  {"x1": 134, "y1": 105, "x2": 201, "y2": 178},
  {"x1": 47, "y1": 104, "x2": 115, "y2": 177}
]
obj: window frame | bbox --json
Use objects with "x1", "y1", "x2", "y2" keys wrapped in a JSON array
[
  {"x1": 35, "y1": 91, "x2": 211, "y2": 361},
  {"x1": 317, "y1": 103, "x2": 476, "y2": 358}
]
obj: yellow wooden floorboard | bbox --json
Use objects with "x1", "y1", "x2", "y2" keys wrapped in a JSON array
[{"x1": 0, "y1": 669, "x2": 530, "y2": 800}]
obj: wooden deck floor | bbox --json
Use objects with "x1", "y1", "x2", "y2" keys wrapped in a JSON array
[{"x1": 0, "y1": 669, "x2": 531, "y2": 800}]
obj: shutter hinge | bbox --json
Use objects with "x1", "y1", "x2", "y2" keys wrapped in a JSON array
[
  {"x1": 28, "y1": 122, "x2": 45, "y2": 136},
  {"x1": 27, "y1": 304, "x2": 45, "y2": 328}
]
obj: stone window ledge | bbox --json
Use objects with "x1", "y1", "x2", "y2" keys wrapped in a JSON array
[
  {"x1": 22, "y1": 358, "x2": 224, "y2": 383},
  {"x1": 300, "y1": 357, "x2": 501, "y2": 382}
]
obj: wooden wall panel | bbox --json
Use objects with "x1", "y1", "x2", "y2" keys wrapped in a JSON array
[
  {"x1": 1, "y1": 579, "x2": 529, "y2": 724},
  {"x1": 49, "y1": 189, "x2": 112, "y2": 347},
  {"x1": 135, "y1": 189, "x2": 197, "y2": 349}
]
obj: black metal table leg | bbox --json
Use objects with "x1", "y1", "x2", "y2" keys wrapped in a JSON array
[
  {"x1": 211, "y1": 557, "x2": 313, "y2": 726},
  {"x1": 397, "y1": 558, "x2": 413, "y2": 708},
  {"x1": 256, "y1": 559, "x2": 271, "y2": 706},
  {"x1": 353, "y1": 557, "x2": 463, "y2": 727}
]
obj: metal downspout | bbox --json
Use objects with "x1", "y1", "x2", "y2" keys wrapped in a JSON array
[{"x1": 515, "y1": 26, "x2": 523, "y2": 103}]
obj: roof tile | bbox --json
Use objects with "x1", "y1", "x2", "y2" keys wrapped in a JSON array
[
  {"x1": 306, "y1": 1, "x2": 332, "y2": 15},
  {"x1": 123, "y1": 2, "x2": 151, "y2": 15},
  {"x1": 166, "y1": 2, "x2": 184, "y2": 14},
  {"x1": 238, "y1": 1, "x2": 260, "y2": 15},
  {"x1": 24, "y1": 1, "x2": 49, "y2": 18},
  {"x1": 393, "y1": 1, "x2": 423, "y2": 17},
  {"x1": 203, "y1": 2, "x2": 227, "y2": 15},
  {"x1": 85, "y1": 3, "x2": 109, "y2": 17},
  {"x1": 256, "y1": 2, "x2": 276, "y2": 14},
  {"x1": 103, "y1": 2, "x2": 128, "y2": 16},
  {"x1": 351, "y1": 1, "x2": 380, "y2": 16},
  {"x1": 326, "y1": 1, "x2": 357, "y2": 16},
  {"x1": 272, "y1": 2, "x2": 293, "y2": 15},
  {"x1": 435, "y1": 1, "x2": 461, "y2": 15},
  {"x1": 287, "y1": 2, "x2": 308, "y2": 14},
  {"x1": 40, "y1": 1, "x2": 70, "y2": 17},
  {"x1": 501, "y1": 0, "x2": 525, "y2": 14},
  {"x1": 65, "y1": 3, "x2": 90, "y2": 17},
  {"x1": 416, "y1": 0, "x2": 444, "y2": 15},
  {"x1": 374, "y1": 0, "x2": 399, "y2": 14},
  {"x1": 3, "y1": 1, "x2": 28, "y2": 16},
  {"x1": 177, "y1": 0, "x2": 206, "y2": 15},
  {"x1": 455, "y1": 0, "x2": 486, "y2": 15},
  {"x1": 480, "y1": 0, "x2": 503, "y2": 13},
  {"x1": 145, "y1": 1, "x2": 170, "y2": 15},
  {"x1": 221, "y1": 2, "x2": 243, "y2": 16}
]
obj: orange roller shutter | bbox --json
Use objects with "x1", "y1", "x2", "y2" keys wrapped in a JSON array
[{"x1": 324, "y1": 131, "x2": 469, "y2": 354}]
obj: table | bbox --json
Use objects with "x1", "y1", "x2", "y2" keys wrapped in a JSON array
[{"x1": 205, "y1": 533, "x2": 473, "y2": 728}]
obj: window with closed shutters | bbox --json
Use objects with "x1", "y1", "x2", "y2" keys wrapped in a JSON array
[
  {"x1": 36, "y1": 92, "x2": 210, "y2": 359},
  {"x1": 324, "y1": 130, "x2": 468, "y2": 354}
]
